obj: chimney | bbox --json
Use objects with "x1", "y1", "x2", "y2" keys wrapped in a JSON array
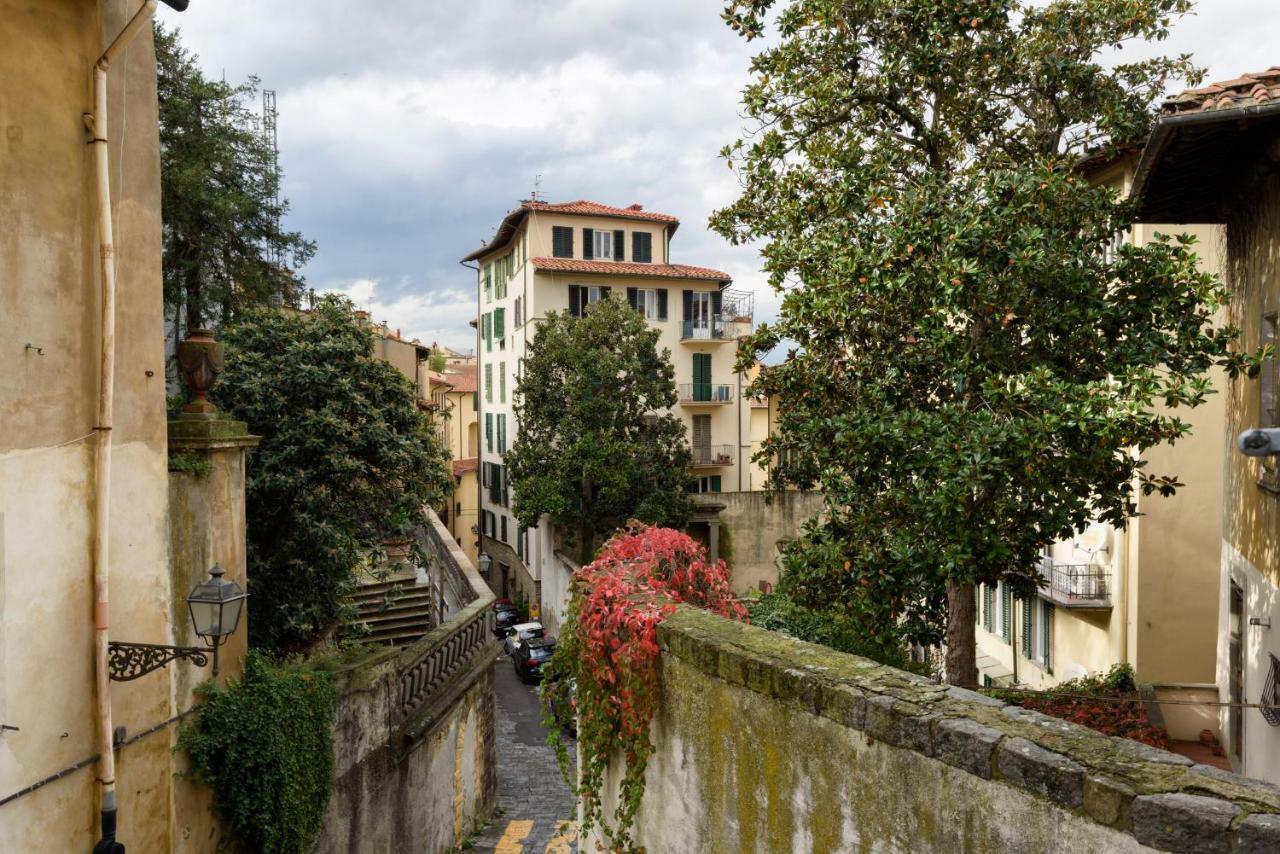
[{"x1": 627, "y1": 203, "x2": 643, "y2": 211}]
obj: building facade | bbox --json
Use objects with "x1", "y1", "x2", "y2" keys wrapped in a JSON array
[
  {"x1": 975, "y1": 150, "x2": 1227, "y2": 749},
  {"x1": 1129, "y1": 67, "x2": 1280, "y2": 784},
  {"x1": 461, "y1": 200, "x2": 754, "y2": 620}
]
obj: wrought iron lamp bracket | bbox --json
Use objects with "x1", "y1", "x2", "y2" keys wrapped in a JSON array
[{"x1": 107, "y1": 641, "x2": 210, "y2": 682}]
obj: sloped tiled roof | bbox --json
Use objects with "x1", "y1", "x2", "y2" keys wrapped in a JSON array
[
  {"x1": 442, "y1": 365, "x2": 478, "y2": 394},
  {"x1": 1132, "y1": 65, "x2": 1280, "y2": 223},
  {"x1": 531, "y1": 257, "x2": 731, "y2": 282},
  {"x1": 1162, "y1": 67, "x2": 1280, "y2": 115},
  {"x1": 462, "y1": 200, "x2": 680, "y2": 262}
]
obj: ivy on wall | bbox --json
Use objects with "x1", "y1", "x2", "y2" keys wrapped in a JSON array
[
  {"x1": 541, "y1": 525, "x2": 746, "y2": 852},
  {"x1": 179, "y1": 652, "x2": 339, "y2": 854}
]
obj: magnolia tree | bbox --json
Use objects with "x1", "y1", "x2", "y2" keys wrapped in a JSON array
[
  {"x1": 541, "y1": 525, "x2": 746, "y2": 851},
  {"x1": 507, "y1": 297, "x2": 694, "y2": 563},
  {"x1": 716, "y1": 0, "x2": 1261, "y2": 683}
]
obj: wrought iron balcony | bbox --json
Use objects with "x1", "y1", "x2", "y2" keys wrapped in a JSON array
[
  {"x1": 679, "y1": 384, "x2": 734, "y2": 404},
  {"x1": 680, "y1": 316, "x2": 751, "y2": 342},
  {"x1": 1038, "y1": 556, "x2": 1111, "y2": 609},
  {"x1": 692, "y1": 444, "x2": 735, "y2": 467}
]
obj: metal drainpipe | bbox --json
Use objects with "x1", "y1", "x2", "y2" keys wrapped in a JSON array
[{"x1": 85, "y1": 3, "x2": 179, "y2": 851}]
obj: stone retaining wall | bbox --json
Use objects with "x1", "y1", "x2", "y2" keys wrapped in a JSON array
[
  {"x1": 316, "y1": 511, "x2": 498, "y2": 854},
  {"x1": 602, "y1": 607, "x2": 1280, "y2": 853}
]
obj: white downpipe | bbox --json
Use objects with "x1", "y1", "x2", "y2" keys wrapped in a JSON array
[{"x1": 87, "y1": 1, "x2": 157, "y2": 843}]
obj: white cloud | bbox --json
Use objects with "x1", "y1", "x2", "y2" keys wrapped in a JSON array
[{"x1": 325, "y1": 279, "x2": 478, "y2": 355}]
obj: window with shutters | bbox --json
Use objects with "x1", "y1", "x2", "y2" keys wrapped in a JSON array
[
  {"x1": 498, "y1": 413, "x2": 506, "y2": 452},
  {"x1": 514, "y1": 296, "x2": 523, "y2": 328},
  {"x1": 485, "y1": 413, "x2": 493, "y2": 451},
  {"x1": 484, "y1": 265, "x2": 492, "y2": 303},
  {"x1": 632, "y1": 232, "x2": 653, "y2": 263},
  {"x1": 494, "y1": 308, "x2": 506, "y2": 350},
  {"x1": 692, "y1": 414, "x2": 711, "y2": 457},
  {"x1": 591, "y1": 229, "x2": 611, "y2": 258},
  {"x1": 1022, "y1": 599, "x2": 1053, "y2": 671},
  {"x1": 500, "y1": 515, "x2": 508, "y2": 543},
  {"x1": 552, "y1": 226, "x2": 573, "y2": 258},
  {"x1": 630, "y1": 288, "x2": 665, "y2": 320},
  {"x1": 484, "y1": 363, "x2": 492, "y2": 402},
  {"x1": 691, "y1": 475, "x2": 722, "y2": 494},
  {"x1": 499, "y1": 363, "x2": 506, "y2": 402},
  {"x1": 568, "y1": 285, "x2": 610, "y2": 318}
]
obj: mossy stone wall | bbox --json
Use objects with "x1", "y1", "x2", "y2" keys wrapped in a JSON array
[{"x1": 596, "y1": 607, "x2": 1280, "y2": 853}]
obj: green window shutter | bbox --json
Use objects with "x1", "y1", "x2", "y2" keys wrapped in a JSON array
[
  {"x1": 499, "y1": 364, "x2": 506, "y2": 402},
  {"x1": 568, "y1": 285, "x2": 582, "y2": 318},
  {"x1": 627, "y1": 287, "x2": 639, "y2": 309},
  {"x1": 494, "y1": 307, "x2": 505, "y2": 340},
  {"x1": 485, "y1": 413, "x2": 493, "y2": 451},
  {"x1": 982, "y1": 585, "x2": 993, "y2": 632},
  {"x1": 614, "y1": 229, "x2": 625, "y2": 261},
  {"x1": 1043, "y1": 603, "x2": 1053, "y2": 672},
  {"x1": 485, "y1": 363, "x2": 492, "y2": 402},
  {"x1": 498, "y1": 414, "x2": 506, "y2": 452},
  {"x1": 1022, "y1": 597, "x2": 1033, "y2": 657},
  {"x1": 1001, "y1": 583, "x2": 1012, "y2": 642},
  {"x1": 657, "y1": 288, "x2": 668, "y2": 320},
  {"x1": 583, "y1": 228, "x2": 594, "y2": 260},
  {"x1": 693, "y1": 353, "x2": 711, "y2": 400},
  {"x1": 710, "y1": 475, "x2": 721, "y2": 493},
  {"x1": 484, "y1": 265, "x2": 492, "y2": 302},
  {"x1": 552, "y1": 226, "x2": 573, "y2": 258}
]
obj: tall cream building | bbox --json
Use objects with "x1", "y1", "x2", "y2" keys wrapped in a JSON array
[{"x1": 461, "y1": 200, "x2": 754, "y2": 616}]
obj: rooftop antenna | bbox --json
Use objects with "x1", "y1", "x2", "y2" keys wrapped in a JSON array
[
  {"x1": 263, "y1": 89, "x2": 281, "y2": 267},
  {"x1": 531, "y1": 172, "x2": 543, "y2": 202}
]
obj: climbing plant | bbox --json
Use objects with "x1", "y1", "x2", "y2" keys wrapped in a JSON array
[
  {"x1": 541, "y1": 525, "x2": 746, "y2": 852},
  {"x1": 179, "y1": 652, "x2": 339, "y2": 854}
]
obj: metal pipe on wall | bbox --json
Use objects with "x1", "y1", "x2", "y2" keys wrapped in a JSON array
[{"x1": 87, "y1": 3, "x2": 159, "y2": 851}]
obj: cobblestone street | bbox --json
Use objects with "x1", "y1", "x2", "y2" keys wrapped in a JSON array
[{"x1": 470, "y1": 657, "x2": 578, "y2": 853}]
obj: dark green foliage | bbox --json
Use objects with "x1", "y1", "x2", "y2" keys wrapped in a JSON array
[
  {"x1": 748, "y1": 592, "x2": 927, "y2": 674},
  {"x1": 214, "y1": 296, "x2": 451, "y2": 653},
  {"x1": 179, "y1": 652, "x2": 339, "y2": 854},
  {"x1": 156, "y1": 25, "x2": 316, "y2": 333},
  {"x1": 506, "y1": 298, "x2": 694, "y2": 563},
  {"x1": 715, "y1": 0, "x2": 1264, "y2": 678}
]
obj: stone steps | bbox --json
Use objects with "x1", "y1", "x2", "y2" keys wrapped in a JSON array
[{"x1": 345, "y1": 572, "x2": 437, "y2": 647}]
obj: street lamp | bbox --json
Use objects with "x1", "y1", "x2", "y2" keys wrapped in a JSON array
[
  {"x1": 108, "y1": 564, "x2": 247, "y2": 681},
  {"x1": 477, "y1": 553, "x2": 492, "y2": 576}
]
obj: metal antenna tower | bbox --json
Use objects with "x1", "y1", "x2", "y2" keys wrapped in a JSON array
[{"x1": 262, "y1": 90, "x2": 281, "y2": 264}]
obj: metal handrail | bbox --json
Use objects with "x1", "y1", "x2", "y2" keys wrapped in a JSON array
[
  {"x1": 692, "y1": 444, "x2": 735, "y2": 466},
  {"x1": 1038, "y1": 556, "x2": 1110, "y2": 603},
  {"x1": 678, "y1": 383, "x2": 734, "y2": 403}
]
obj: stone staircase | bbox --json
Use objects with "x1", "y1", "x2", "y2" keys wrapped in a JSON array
[{"x1": 347, "y1": 568, "x2": 438, "y2": 647}]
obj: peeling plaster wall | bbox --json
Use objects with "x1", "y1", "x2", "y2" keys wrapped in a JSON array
[
  {"x1": 596, "y1": 608, "x2": 1280, "y2": 853},
  {"x1": 714, "y1": 490, "x2": 824, "y2": 594}
]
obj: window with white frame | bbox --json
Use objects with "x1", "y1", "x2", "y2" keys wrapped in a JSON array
[
  {"x1": 1022, "y1": 598, "x2": 1054, "y2": 671},
  {"x1": 635, "y1": 288, "x2": 660, "y2": 320},
  {"x1": 593, "y1": 230, "x2": 613, "y2": 260}
]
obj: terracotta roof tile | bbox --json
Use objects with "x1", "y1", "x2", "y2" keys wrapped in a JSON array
[
  {"x1": 452, "y1": 457, "x2": 478, "y2": 477},
  {"x1": 531, "y1": 257, "x2": 731, "y2": 282},
  {"x1": 1163, "y1": 67, "x2": 1280, "y2": 116},
  {"x1": 442, "y1": 365, "x2": 478, "y2": 393},
  {"x1": 462, "y1": 199, "x2": 680, "y2": 262}
]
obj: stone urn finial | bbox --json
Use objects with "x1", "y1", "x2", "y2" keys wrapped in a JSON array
[{"x1": 177, "y1": 328, "x2": 225, "y2": 417}]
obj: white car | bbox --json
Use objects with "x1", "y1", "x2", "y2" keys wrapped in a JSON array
[{"x1": 502, "y1": 621, "x2": 545, "y2": 656}]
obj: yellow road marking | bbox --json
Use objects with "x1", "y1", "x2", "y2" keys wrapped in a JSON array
[
  {"x1": 545, "y1": 820, "x2": 578, "y2": 853},
  {"x1": 494, "y1": 819, "x2": 534, "y2": 853}
]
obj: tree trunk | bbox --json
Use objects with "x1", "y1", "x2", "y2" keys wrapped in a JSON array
[{"x1": 945, "y1": 580, "x2": 976, "y2": 687}]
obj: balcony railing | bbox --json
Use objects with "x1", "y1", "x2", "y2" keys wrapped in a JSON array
[
  {"x1": 680, "y1": 316, "x2": 751, "y2": 341},
  {"x1": 1038, "y1": 556, "x2": 1111, "y2": 609},
  {"x1": 679, "y1": 384, "x2": 734, "y2": 404},
  {"x1": 692, "y1": 444, "x2": 735, "y2": 467}
]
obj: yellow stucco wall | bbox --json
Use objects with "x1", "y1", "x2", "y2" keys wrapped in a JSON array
[{"x1": 0, "y1": 2, "x2": 227, "y2": 847}]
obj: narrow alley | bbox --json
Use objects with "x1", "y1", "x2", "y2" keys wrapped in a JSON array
[{"x1": 469, "y1": 659, "x2": 578, "y2": 853}]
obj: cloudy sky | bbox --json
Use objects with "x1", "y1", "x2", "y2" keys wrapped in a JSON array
[{"x1": 160, "y1": 1, "x2": 1280, "y2": 354}]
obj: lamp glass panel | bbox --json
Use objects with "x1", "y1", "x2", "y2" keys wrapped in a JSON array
[
  {"x1": 220, "y1": 596, "x2": 245, "y2": 636},
  {"x1": 189, "y1": 597, "x2": 220, "y2": 637}
]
